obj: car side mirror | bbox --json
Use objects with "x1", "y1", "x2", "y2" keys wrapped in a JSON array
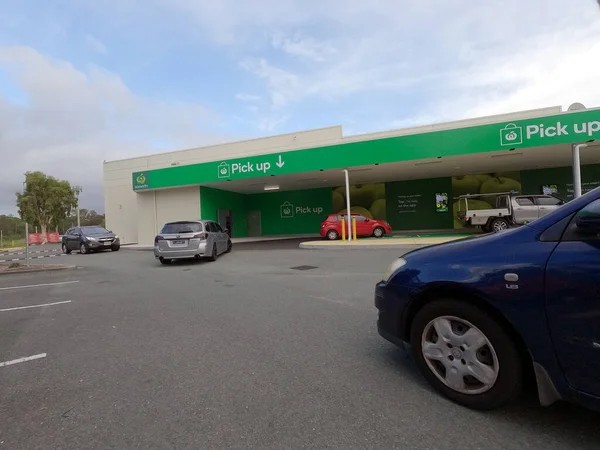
[
  {"x1": 575, "y1": 212, "x2": 600, "y2": 232},
  {"x1": 224, "y1": 229, "x2": 229, "y2": 234}
]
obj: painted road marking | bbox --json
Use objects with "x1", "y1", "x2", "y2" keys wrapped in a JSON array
[
  {"x1": 0, "y1": 254, "x2": 65, "y2": 263},
  {"x1": 0, "y1": 249, "x2": 61, "y2": 256},
  {"x1": 0, "y1": 300, "x2": 72, "y2": 312},
  {"x1": 0, "y1": 353, "x2": 47, "y2": 367},
  {"x1": 0, "y1": 281, "x2": 79, "y2": 291}
]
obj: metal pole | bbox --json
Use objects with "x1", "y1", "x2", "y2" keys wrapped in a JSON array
[
  {"x1": 25, "y1": 222, "x2": 30, "y2": 267},
  {"x1": 343, "y1": 170, "x2": 352, "y2": 242},
  {"x1": 572, "y1": 144, "x2": 587, "y2": 199},
  {"x1": 0, "y1": 230, "x2": 3, "y2": 249},
  {"x1": 73, "y1": 185, "x2": 82, "y2": 227}
]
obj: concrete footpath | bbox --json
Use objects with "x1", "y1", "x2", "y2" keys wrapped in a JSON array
[{"x1": 299, "y1": 235, "x2": 470, "y2": 250}]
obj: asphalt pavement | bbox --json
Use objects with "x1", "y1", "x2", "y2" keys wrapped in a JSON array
[{"x1": 1, "y1": 243, "x2": 599, "y2": 449}]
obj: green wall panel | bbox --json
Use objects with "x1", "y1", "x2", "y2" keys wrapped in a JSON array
[
  {"x1": 248, "y1": 188, "x2": 333, "y2": 236},
  {"x1": 385, "y1": 178, "x2": 454, "y2": 231},
  {"x1": 200, "y1": 186, "x2": 333, "y2": 237},
  {"x1": 521, "y1": 163, "x2": 600, "y2": 200},
  {"x1": 200, "y1": 187, "x2": 249, "y2": 238}
]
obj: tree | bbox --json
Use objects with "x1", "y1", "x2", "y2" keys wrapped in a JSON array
[
  {"x1": 16, "y1": 172, "x2": 78, "y2": 244},
  {"x1": 0, "y1": 215, "x2": 26, "y2": 240},
  {"x1": 56, "y1": 209, "x2": 105, "y2": 232}
]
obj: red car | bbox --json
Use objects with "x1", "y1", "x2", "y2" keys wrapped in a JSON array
[{"x1": 320, "y1": 213, "x2": 392, "y2": 240}]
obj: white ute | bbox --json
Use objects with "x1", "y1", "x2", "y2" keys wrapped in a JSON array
[{"x1": 456, "y1": 192, "x2": 565, "y2": 232}]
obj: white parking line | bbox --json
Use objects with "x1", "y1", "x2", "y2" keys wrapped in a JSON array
[
  {"x1": 0, "y1": 353, "x2": 47, "y2": 367},
  {"x1": 0, "y1": 281, "x2": 79, "y2": 291},
  {"x1": 0, "y1": 300, "x2": 72, "y2": 312}
]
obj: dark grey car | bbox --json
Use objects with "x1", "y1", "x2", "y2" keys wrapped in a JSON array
[
  {"x1": 153, "y1": 220, "x2": 231, "y2": 265},
  {"x1": 62, "y1": 226, "x2": 120, "y2": 254}
]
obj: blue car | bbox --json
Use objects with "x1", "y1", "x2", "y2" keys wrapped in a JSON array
[{"x1": 375, "y1": 187, "x2": 600, "y2": 411}]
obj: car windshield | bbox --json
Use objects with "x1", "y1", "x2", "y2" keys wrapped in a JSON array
[
  {"x1": 82, "y1": 226, "x2": 110, "y2": 236},
  {"x1": 161, "y1": 222, "x2": 203, "y2": 234}
]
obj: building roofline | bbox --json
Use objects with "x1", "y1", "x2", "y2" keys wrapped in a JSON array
[
  {"x1": 104, "y1": 125, "x2": 343, "y2": 164},
  {"x1": 104, "y1": 104, "x2": 600, "y2": 166}
]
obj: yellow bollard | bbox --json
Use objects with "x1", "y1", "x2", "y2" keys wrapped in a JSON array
[
  {"x1": 341, "y1": 217, "x2": 346, "y2": 241},
  {"x1": 352, "y1": 217, "x2": 357, "y2": 240}
]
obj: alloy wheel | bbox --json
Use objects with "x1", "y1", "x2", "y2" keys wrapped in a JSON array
[
  {"x1": 493, "y1": 221, "x2": 508, "y2": 232},
  {"x1": 421, "y1": 316, "x2": 499, "y2": 395}
]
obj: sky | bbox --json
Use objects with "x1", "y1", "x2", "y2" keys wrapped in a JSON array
[{"x1": 1, "y1": 0, "x2": 599, "y2": 215}]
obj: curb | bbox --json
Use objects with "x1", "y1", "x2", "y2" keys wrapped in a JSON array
[
  {"x1": 0, "y1": 264, "x2": 77, "y2": 276},
  {"x1": 121, "y1": 246, "x2": 153, "y2": 251},
  {"x1": 299, "y1": 242, "x2": 430, "y2": 250}
]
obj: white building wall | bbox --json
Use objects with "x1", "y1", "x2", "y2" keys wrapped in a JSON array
[
  {"x1": 104, "y1": 157, "x2": 150, "y2": 244},
  {"x1": 136, "y1": 191, "x2": 157, "y2": 247},
  {"x1": 155, "y1": 187, "x2": 201, "y2": 232}
]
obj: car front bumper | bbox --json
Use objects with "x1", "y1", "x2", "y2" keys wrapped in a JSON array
[
  {"x1": 86, "y1": 239, "x2": 119, "y2": 249},
  {"x1": 153, "y1": 242, "x2": 207, "y2": 260},
  {"x1": 375, "y1": 281, "x2": 412, "y2": 349}
]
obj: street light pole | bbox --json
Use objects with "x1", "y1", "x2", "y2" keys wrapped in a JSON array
[
  {"x1": 22, "y1": 181, "x2": 30, "y2": 267},
  {"x1": 73, "y1": 186, "x2": 82, "y2": 227}
]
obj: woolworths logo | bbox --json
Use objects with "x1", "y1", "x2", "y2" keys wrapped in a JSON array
[
  {"x1": 280, "y1": 201, "x2": 324, "y2": 219},
  {"x1": 500, "y1": 120, "x2": 600, "y2": 146},
  {"x1": 134, "y1": 173, "x2": 148, "y2": 189}
]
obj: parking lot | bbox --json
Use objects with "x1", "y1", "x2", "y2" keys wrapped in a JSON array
[{"x1": 1, "y1": 242, "x2": 599, "y2": 449}]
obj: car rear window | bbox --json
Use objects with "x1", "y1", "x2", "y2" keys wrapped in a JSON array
[
  {"x1": 536, "y1": 196, "x2": 564, "y2": 206},
  {"x1": 160, "y1": 222, "x2": 203, "y2": 234}
]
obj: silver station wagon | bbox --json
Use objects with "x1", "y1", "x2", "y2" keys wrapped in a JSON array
[{"x1": 153, "y1": 220, "x2": 232, "y2": 265}]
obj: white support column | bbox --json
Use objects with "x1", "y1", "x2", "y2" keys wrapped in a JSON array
[
  {"x1": 343, "y1": 170, "x2": 352, "y2": 241},
  {"x1": 572, "y1": 144, "x2": 587, "y2": 199}
]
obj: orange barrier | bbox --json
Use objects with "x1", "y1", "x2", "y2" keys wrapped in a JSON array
[{"x1": 27, "y1": 232, "x2": 60, "y2": 245}]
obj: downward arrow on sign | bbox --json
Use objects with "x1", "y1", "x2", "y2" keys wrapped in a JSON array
[{"x1": 276, "y1": 155, "x2": 285, "y2": 168}]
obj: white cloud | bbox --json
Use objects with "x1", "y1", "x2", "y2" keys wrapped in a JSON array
[
  {"x1": 188, "y1": 0, "x2": 600, "y2": 127},
  {"x1": 84, "y1": 34, "x2": 108, "y2": 55},
  {"x1": 235, "y1": 93, "x2": 261, "y2": 102},
  {"x1": 0, "y1": 46, "x2": 234, "y2": 214},
  {"x1": 68, "y1": 0, "x2": 600, "y2": 128},
  {"x1": 270, "y1": 31, "x2": 337, "y2": 62}
]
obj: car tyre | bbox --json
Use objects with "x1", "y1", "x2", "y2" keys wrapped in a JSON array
[
  {"x1": 491, "y1": 218, "x2": 510, "y2": 232},
  {"x1": 209, "y1": 244, "x2": 218, "y2": 262},
  {"x1": 326, "y1": 230, "x2": 339, "y2": 240},
  {"x1": 79, "y1": 243, "x2": 88, "y2": 254},
  {"x1": 62, "y1": 243, "x2": 72, "y2": 255},
  {"x1": 111, "y1": 246, "x2": 120, "y2": 252},
  {"x1": 159, "y1": 257, "x2": 171, "y2": 265},
  {"x1": 226, "y1": 240, "x2": 232, "y2": 253},
  {"x1": 410, "y1": 298, "x2": 523, "y2": 411},
  {"x1": 481, "y1": 224, "x2": 491, "y2": 233},
  {"x1": 373, "y1": 227, "x2": 385, "y2": 238}
]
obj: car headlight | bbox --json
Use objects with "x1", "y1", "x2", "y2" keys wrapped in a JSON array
[
  {"x1": 114, "y1": 235, "x2": 120, "y2": 240},
  {"x1": 383, "y1": 257, "x2": 407, "y2": 282},
  {"x1": 87, "y1": 236, "x2": 97, "y2": 241}
]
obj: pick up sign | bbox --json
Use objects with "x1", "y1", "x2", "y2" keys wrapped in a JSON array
[{"x1": 501, "y1": 120, "x2": 600, "y2": 146}]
